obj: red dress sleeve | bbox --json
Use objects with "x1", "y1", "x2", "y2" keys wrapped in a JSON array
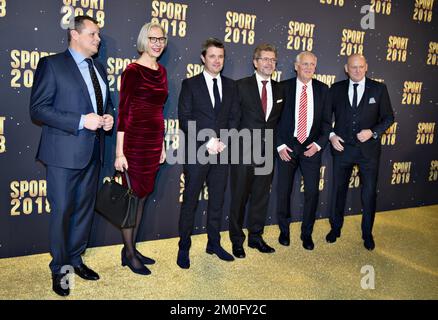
[{"x1": 116, "y1": 64, "x2": 138, "y2": 132}]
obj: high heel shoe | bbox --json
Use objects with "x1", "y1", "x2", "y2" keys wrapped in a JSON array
[
  {"x1": 121, "y1": 250, "x2": 151, "y2": 275},
  {"x1": 135, "y1": 249, "x2": 156, "y2": 265}
]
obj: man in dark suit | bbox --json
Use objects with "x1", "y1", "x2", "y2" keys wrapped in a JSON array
[
  {"x1": 229, "y1": 44, "x2": 284, "y2": 258},
  {"x1": 326, "y1": 54, "x2": 394, "y2": 250},
  {"x1": 177, "y1": 38, "x2": 240, "y2": 269},
  {"x1": 276, "y1": 51, "x2": 331, "y2": 250},
  {"x1": 30, "y1": 16, "x2": 114, "y2": 296}
]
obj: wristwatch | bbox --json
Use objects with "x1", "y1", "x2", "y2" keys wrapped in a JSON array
[{"x1": 372, "y1": 131, "x2": 378, "y2": 139}]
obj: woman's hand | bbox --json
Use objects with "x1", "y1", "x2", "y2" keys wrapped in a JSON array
[
  {"x1": 159, "y1": 142, "x2": 166, "y2": 164},
  {"x1": 115, "y1": 154, "x2": 128, "y2": 172}
]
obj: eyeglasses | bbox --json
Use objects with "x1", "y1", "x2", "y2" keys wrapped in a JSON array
[
  {"x1": 256, "y1": 57, "x2": 277, "y2": 63},
  {"x1": 148, "y1": 37, "x2": 167, "y2": 44}
]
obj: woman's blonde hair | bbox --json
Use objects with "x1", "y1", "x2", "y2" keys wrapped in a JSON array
[{"x1": 137, "y1": 22, "x2": 167, "y2": 54}]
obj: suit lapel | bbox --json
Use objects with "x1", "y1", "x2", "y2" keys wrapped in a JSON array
[
  {"x1": 200, "y1": 74, "x2": 215, "y2": 110},
  {"x1": 215, "y1": 75, "x2": 226, "y2": 116},
  {"x1": 342, "y1": 80, "x2": 350, "y2": 110},
  {"x1": 307, "y1": 80, "x2": 321, "y2": 134},
  {"x1": 63, "y1": 50, "x2": 94, "y2": 113},
  {"x1": 267, "y1": 80, "x2": 281, "y2": 122},
  {"x1": 95, "y1": 62, "x2": 109, "y2": 110},
  {"x1": 362, "y1": 77, "x2": 372, "y2": 108},
  {"x1": 249, "y1": 75, "x2": 267, "y2": 121},
  {"x1": 288, "y1": 78, "x2": 297, "y2": 125}
]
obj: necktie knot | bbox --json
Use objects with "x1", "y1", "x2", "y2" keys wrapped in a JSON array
[
  {"x1": 262, "y1": 80, "x2": 268, "y2": 87},
  {"x1": 85, "y1": 58, "x2": 93, "y2": 68},
  {"x1": 302, "y1": 84, "x2": 307, "y2": 91},
  {"x1": 353, "y1": 83, "x2": 359, "y2": 89}
]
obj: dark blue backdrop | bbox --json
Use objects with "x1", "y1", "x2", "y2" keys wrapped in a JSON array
[{"x1": 0, "y1": 0, "x2": 437, "y2": 258}]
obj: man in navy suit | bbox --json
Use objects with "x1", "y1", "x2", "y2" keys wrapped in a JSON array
[
  {"x1": 30, "y1": 16, "x2": 114, "y2": 296},
  {"x1": 177, "y1": 38, "x2": 240, "y2": 269},
  {"x1": 276, "y1": 51, "x2": 331, "y2": 251},
  {"x1": 326, "y1": 54, "x2": 394, "y2": 250}
]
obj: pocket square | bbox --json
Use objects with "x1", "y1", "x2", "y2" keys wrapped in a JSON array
[
  {"x1": 369, "y1": 97, "x2": 376, "y2": 104},
  {"x1": 276, "y1": 99, "x2": 283, "y2": 103}
]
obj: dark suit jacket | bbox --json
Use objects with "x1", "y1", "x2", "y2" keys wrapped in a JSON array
[
  {"x1": 277, "y1": 77, "x2": 331, "y2": 153},
  {"x1": 30, "y1": 50, "x2": 113, "y2": 169},
  {"x1": 235, "y1": 75, "x2": 284, "y2": 164},
  {"x1": 178, "y1": 73, "x2": 240, "y2": 153},
  {"x1": 328, "y1": 77, "x2": 394, "y2": 158}
]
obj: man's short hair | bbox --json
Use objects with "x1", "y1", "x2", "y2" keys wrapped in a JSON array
[
  {"x1": 67, "y1": 15, "x2": 99, "y2": 43},
  {"x1": 201, "y1": 38, "x2": 225, "y2": 57},
  {"x1": 253, "y1": 44, "x2": 277, "y2": 60},
  {"x1": 295, "y1": 51, "x2": 317, "y2": 64}
]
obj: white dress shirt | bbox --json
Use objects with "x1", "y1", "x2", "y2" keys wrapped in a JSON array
[
  {"x1": 277, "y1": 79, "x2": 321, "y2": 152},
  {"x1": 203, "y1": 70, "x2": 222, "y2": 108},
  {"x1": 255, "y1": 72, "x2": 273, "y2": 121},
  {"x1": 348, "y1": 77, "x2": 366, "y2": 107}
]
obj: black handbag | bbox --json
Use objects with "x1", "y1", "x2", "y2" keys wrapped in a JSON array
[{"x1": 95, "y1": 171, "x2": 138, "y2": 229}]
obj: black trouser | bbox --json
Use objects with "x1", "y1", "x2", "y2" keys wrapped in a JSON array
[
  {"x1": 178, "y1": 163, "x2": 229, "y2": 251},
  {"x1": 330, "y1": 144, "x2": 379, "y2": 239},
  {"x1": 229, "y1": 164, "x2": 273, "y2": 246},
  {"x1": 276, "y1": 149, "x2": 321, "y2": 238}
]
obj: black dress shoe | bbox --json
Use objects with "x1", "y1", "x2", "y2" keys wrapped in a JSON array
[
  {"x1": 73, "y1": 263, "x2": 100, "y2": 281},
  {"x1": 136, "y1": 249, "x2": 156, "y2": 265},
  {"x1": 278, "y1": 232, "x2": 290, "y2": 246},
  {"x1": 325, "y1": 230, "x2": 340, "y2": 243},
  {"x1": 248, "y1": 239, "x2": 275, "y2": 253},
  {"x1": 121, "y1": 251, "x2": 151, "y2": 275},
  {"x1": 122, "y1": 247, "x2": 156, "y2": 265},
  {"x1": 52, "y1": 273, "x2": 70, "y2": 297},
  {"x1": 301, "y1": 235, "x2": 314, "y2": 250},
  {"x1": 232, "y1": 246, "x2": 246, "y2": 258},
  {"x1": 206, "y1": 244, "x2": 235, "y2": 261},
  {"x1": 364, "y1": 237, "x2": 375, "y2": 251},
  {"x1": 177, "y1": 249, "x2": 190, "y2": 269}
]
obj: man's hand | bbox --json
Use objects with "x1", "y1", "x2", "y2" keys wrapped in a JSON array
[
  {"x1": 207, "y1": 138, "x2": 226, "y2": 155},
  {"x1": 102, "y1": 114, "x2": 114, "y2": 131},
  {"x1": 357, "y1": 129, "x2": 373, "y2": 143},
  {"x1": 330, "y1": 134, "x2": 345, "y2": 152},
  {"x1": 217, "y1": 140, "x2": 226, "y2": 153},
  {"x1": 278, "y1": 146, "x2": 293, "y2": 162},
  {"x1": 84, "y1": 113, "x2": 104, "y2": 131},
  {"x1": 304, "y1": 143, "x2": 319, "y2": 157}
]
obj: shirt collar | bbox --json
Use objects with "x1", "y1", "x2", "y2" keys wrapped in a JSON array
[
  {"x1": 68, "y1": 47, "x2": 88, "y2": 65},
  {"x1": 255, "y1": 72, "x2": 271, "y2": 84},
  {"x1": 203, "y1": 70, "x2": 220, "y2": 82},
  {"x1": 297, "y1": 77, "x2": 312, "y2": 88},
  {"x1": 349, "y1": 77, "x2": 366, "y2": 87}
]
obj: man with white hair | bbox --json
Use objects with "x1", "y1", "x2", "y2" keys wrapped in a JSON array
[{"x1": 276, "y1": 51, "x2": 331, "y2": 250}]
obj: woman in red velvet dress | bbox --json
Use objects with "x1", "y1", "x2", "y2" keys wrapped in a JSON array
[{"x1": 114, "y1": 22, "x2": 168, "y2": 275}]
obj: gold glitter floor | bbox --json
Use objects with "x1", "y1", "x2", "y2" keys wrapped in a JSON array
[{"x1": 1, "y1": 205, "x2": 437, "y2": 300}]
